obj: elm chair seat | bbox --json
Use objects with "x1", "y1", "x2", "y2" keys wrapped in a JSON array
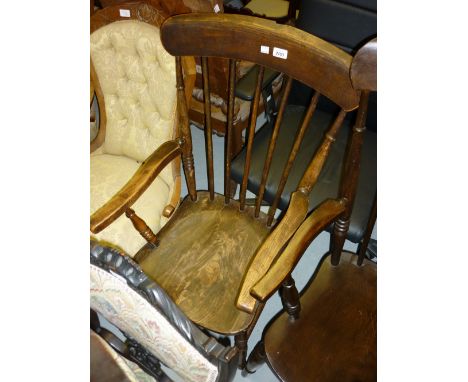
[
  {"x1": 231, "y1": 105, "x2": 376, "y2": 243},
  {"x1": 93, "y1": 11, "x2": 375, "y2": 371}
]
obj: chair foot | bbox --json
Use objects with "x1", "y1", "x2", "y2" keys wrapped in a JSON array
[
  {"x1": 234, "y1": 331, "x2": 248, "y2": 370},
  {"x1": 242, "y1": 340, "x2": 266, "y2": 376}
]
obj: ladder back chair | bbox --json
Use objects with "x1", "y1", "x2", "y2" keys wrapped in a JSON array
[
  {"x1": 245, "y1": 38, "x2": 377, "y2": 381},
  {"x1": 90, "y1": 2, "x2": 195, "y2": 256},
  {"x1": 91, "y1": 13, "x2": 371, "y2": 369}
]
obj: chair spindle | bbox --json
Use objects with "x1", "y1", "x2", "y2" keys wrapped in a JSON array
[
  {"x1": 239, "y1": 66, "x2": 265, "y2": 210},
  {"x1": 225, "y1": 59, "x2": 237, "y2": 203},
  {"x1": 176, "y1": 56, "x2": 197, "y2": 201},
  {"x1": 297, "y1": 109, "x2": 347, "y2": 194},
  {"x1": 266, "y1": 91, "x2": 321, "y2": 226},
  {"x1": 125, "y1": 208, "x2": 159, "y2": 247},
  {"x1": 254, "y1": 76, "x2": 293, "y2": 218},
  {"x1": 331, "y1": 90, "x2": 370, "y2": 265},
  {"x1": 202, "y1": 57, "x2": 215, "y2": 200}
]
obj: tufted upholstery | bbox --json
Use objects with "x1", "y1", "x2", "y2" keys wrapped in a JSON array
[
  {"x1": 90, "y1": 154, "x2": 170, "y2": 256},
  {"x1": 90, "y1": 20, "x2": 178, "y2": 256},
  {"x1": 90, "y1": 263, "x2": 219, "y2": 382}
]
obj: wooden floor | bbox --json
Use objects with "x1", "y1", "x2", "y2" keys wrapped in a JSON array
[
  {"x1": 264, "y1": 251, "x2": 376, "y2": 382},
  {"x1": 135, "y1": 191, "x2": 271, "y2": 335}
]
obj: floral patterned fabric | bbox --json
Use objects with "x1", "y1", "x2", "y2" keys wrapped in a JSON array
[{"x1": 90, "y1": 264, "x2": 219, "y2": 382}]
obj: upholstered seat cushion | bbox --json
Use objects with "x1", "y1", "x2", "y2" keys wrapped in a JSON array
[{"x1": 90, "y1": 154, "x2": 171, "y2": 256}]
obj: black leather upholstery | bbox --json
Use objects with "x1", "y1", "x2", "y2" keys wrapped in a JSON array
[
  {"x1": 231, "y1": 0, "x2": 377, "y2": 244},
  {"x1": 231, "y1": 105, "x2": 376, "y2": 243},
  {"x1": 289, "y1": 0, "x2": 377, "y2": 131},
  {"x1": 296, "y1": 0, "x2": 376, "y2": 54}
]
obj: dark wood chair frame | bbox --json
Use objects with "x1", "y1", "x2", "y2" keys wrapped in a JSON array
[
  {"x1": 245, "y1": 38, "x2": 377, "y2": 380},
  {"x1": 91, "y1": 12, "x2": 375, "y2": 370}
]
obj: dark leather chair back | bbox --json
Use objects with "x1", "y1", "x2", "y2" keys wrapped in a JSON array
[{"x1": 290, "y1": 0, "x2": 377, "y2": 131}]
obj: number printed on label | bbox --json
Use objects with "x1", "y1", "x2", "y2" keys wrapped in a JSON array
[
  {"x1": 273, "y1": 47, "x2": 288, "y2": 60},
  {"x1": 260, "y1": 45, "x2": 270, "y2": 54},
  {"x1": 119, "y1": 9, "x2": 131, "y2": 17}
]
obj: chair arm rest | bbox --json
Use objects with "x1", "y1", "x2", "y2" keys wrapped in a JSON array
[
  {"x1": 90, "y1": 140, "x2": 181, "y2": 234},
  {"x1": 251, "y1": 198, "x2": 346, "y2": 302},
  {"x1": 236, "y1": 190, "x2": 309, "y2": 314}
]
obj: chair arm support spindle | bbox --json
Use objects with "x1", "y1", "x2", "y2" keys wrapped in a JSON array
[{"x1": 90, "y1": 140, "x2": 181, "y2": 233}]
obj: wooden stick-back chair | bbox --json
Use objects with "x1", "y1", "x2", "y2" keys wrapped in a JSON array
[
  {"x1": 91, "y1": 13, "x2": 372, "y2": 369},
  {"x1": 245, "y1": 38, "x2": 377, "y2": 381}
]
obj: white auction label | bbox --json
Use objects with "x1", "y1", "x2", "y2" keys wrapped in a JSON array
[
  {"x1": 260, "y1": 45, "x2": 270, "y2": 54},
  {"x1": 273, "y1": 47, "x2": 288, "y2": 59},
  {"x1": 214, "y1": 4, "x2": 220, "y2": 13},
  {"x1": 196, "y1": 64, "x2": 202, "y2": 74},
  {"x1": 119, "y1": 9, "x2": 131, "y2": 17}
]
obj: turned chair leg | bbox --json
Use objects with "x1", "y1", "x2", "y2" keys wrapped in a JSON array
[
  {"x1": 234, "y1": 330, "x2": 248, "y2": 370},
  {"x1": 280, "y1": 275, "x2": 301, "y2": 320},
  {"x1": 357, "y1": 194, "x2": 377, "y2": 265},
  {"x1": 243, "y1": 340, "x2": 266, "y2": 376}
]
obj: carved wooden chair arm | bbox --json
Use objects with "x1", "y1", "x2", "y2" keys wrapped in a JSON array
[
  {"x1": 250, "y1": 198, "x2": 346, "y2": 302},
  {"x1": 236, "y1": 190, "x2": 310, "y2": 313},
  {"x1": 90, "y1": 140, "x2": 181, "y2": 234}
]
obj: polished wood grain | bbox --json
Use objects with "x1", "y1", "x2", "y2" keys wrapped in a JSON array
[
  {"x1": 254, "y1": 76, "x2": 293, "y2": 217},
  {"x1": 90, "y1": 141, "x2": 181, "y2": 233},
  {"x1": 224, "y1": 59, "x2": 237, "y2": 203},
  {"x1": 251, "y1": 198, "x2": 346, "y2": 302},
  {"x1": 240, "y1": 66, "x2": 265, "y2": 210},
  {"x1": 330, "y1": 91, "x2": 369, "y2": 265},
  {"x1": 135, "y1": 192, "x2": 271, "y2": 335},
  {"x1": 125, "y1": 208, "x2": 159, "y2": 247},
  {"x1": 176, "y1": 56, "x2": 197, "y2": 201},
  {"x1": 160, "y1": 14, "x2": 360, "y2": 111},
  {"x1": 297, "y1": 109, "x2": 347, "y2": 193},
  {"x1": 116, "y1": 15, "x2": 377, "y2": 370},
  {"x1": 350, "y1": 37, "x2": 377, "y2": 92},
  {"x1": 266, "y1": 91, "x2": 320, "y2": 225},
  {"x1": 202, "y1": 56, "x2": 215, "y2": 200},
  {"x1": 265, "y1": 252, "x2": 377, "y2": 382},
  {"x1": 236, "y1": 191, "x2": 309, "y2": 313}
]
